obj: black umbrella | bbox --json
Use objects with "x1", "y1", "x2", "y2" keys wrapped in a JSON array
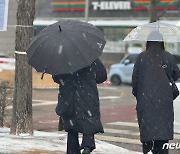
[{"x1": 26, "y1": 19, "x2": 106, "y2": 77}]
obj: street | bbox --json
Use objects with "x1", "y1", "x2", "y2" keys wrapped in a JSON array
[
  {"x1": 4, "y1": 83, "x2": 180, "y2": 153},
  {"x1": 30, "y1": 84, "x2": 136, "y2": 131}
]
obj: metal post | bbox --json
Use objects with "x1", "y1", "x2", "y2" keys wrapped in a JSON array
[
  {"x1": 150, "y1": 0, "x2": 157, "y2": 22},
  {"x1": 85, "y1": 0, "x2": 89, "y2": 22}
]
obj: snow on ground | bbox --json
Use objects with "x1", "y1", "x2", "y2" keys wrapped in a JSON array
[{"x1": 0, "y1": 127, "x2": 141, "y2": 154}]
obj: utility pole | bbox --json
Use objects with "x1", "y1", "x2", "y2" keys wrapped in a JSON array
[
  {"x1": 10, "y1": 0, "x2": 35, "y2": 135},
  {"x1": 150, "y1": 0, "x2": 158, "y2": 22},
  {"x1": 85, "y1": 0, "x2": 89, "y2": 22}
]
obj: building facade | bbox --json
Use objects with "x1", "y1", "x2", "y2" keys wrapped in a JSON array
[
  {"x1": 1, "y1": 0, "x2": 180, "y2": 58},
  {"x1": 34, "y1": 0, "x2": 180, "y2": 56}
]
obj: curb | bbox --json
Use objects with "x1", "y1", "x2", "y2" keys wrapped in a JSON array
[{"x1": 33, "y1": 87, "x2": 59, "y2": 90}]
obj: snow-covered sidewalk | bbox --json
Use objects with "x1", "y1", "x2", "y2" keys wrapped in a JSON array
[{"x1": 0, "y1": 128, "x2": 141, "y2": 154}]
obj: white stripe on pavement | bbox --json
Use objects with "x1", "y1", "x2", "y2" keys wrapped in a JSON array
[
  {"x1": 6, "y1": 96, "x2": 122, "y2": 110},
  {"x1": 107, "y1": 121, "x2": 139, "y2": 127},
  {"x1": 99, "y1": 96, "x2": 122, "y2": 100},
  {"x1": 6, "y1": 100, "x2": 57, "y2": 110},
  {"x1": 98, "y1": 86, "x2": 118, "y2": 90},
  {"x1": 104, "y1": 128, "x2": 140, "y2": 136},
  {"x1": 96, "y1": 135, "x2": 141, "y2": 145},
  {"x1": 32, "y1": 96, "x2": 122, "y2": 103},
  {"x1": 33, "y1": 101, "x2": 56, "y2": 106},
  {"x1": 106, "y1": 122, "x2": 180, "y2": 140},
  {"x1": 174, "y1": 134, "x2": 180, "y2": 139}
]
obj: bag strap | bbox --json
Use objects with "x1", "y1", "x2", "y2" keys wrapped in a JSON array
[{"x1": 162, "y1": 55, "x2": 174, "y2": 84}]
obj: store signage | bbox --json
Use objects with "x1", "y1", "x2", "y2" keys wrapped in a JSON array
[
  {"x1": 51, "y1": 1, "x2": 85, "y2": 11},
  {"x1": 92, "y1": 1, "x2": 132, "y2": 10},
  {"x1": 133, "y1": 0, "x2": 179, "y2": 11},
  {"x1": 0, "y1": 0, "x2": 9, "y2": 31},
  {"x1": 51, "y1": 0, "x2": 179, "y2": 12}
]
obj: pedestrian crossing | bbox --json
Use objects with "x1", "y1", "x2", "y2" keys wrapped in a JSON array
[
  {"x1": 55, "y1": 121, "x2": 180, "y2": 147},
  {"x1": 96, "y1": 121, "x2": 141, "y2": 145},
  {"x1": 95, "y1": 121, "x2": 180, "y2": 145},
  {"x1": 103, "y1": 128, "x2": 139, "y2": 136},
  {"x1": 54, "y1": 121, "x2": 180, "y2": 153}
]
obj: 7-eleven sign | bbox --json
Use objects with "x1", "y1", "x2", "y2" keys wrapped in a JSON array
[{"x1": 0, "y1": 0, "x2": 9, "y2": 31}]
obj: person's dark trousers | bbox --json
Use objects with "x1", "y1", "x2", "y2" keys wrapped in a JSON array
[
  {"x1": 143, "y1": 141, "x2": 153, "y2": 154},
  {"x1": 152, "y1": 140, "x2": 169, "y2": 154},
  {"x1": 58, "y1": 117, "x2": 64, "y2": 131},
  {"x1": 67, "y1": 132, "x2": 80, "y2": 154},
  {"x1": 81, "y1": 134, "x2": 96, "y2": 151},
  {"x1": 143, "y1": 140, "x2": 169, "y2": 154}
]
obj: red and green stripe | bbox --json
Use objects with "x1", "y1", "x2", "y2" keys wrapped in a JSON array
[
  {"x1": 51, "y1": 1, "x2": 85, "y2": 11},
  {"x1": 133, "y1": 0, "x2": 179, "y2": 10}
]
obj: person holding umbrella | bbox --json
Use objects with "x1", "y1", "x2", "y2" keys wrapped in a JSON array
[
  {"x1": 26, "y1": 19, "x2": 107, "y2": 154},
  {"x1": 132, "y1": 31, "x2": 180, "y2": 154},
  {"x1": 53, "y1": 58, "x2": 107, "y2": 154}
]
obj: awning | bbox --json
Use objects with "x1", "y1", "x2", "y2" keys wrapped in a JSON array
[{"x1": 33, "y1": 19, "x2": 180, "y2": 27}]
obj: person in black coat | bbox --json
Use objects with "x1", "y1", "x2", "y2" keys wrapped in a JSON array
[
  {"x1": 132, "y1": 32, "x2": 180, "y2": 154},
  {"x1": 52, "y1": 58, "x2": 107, "y2": 154}
]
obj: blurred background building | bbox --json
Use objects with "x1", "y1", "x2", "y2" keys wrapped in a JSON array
[{"x1": 1, "y1": 0, "x2": 180, "y2": 67}]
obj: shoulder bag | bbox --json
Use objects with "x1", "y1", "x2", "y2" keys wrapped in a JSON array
[{"x1": 162, "y1": 63, "x2": 179, "y2": 100}]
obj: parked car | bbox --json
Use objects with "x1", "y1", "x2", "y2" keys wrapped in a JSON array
[
  {"x1": 174, "y1": 81, "x2": 180, "y2": 134},
  {"x1": 108, "y1": 53, "x2": 180, "y2": 85},
  {"x1": 108, "y1": 53, "x2": 139, "y2": 85},
  {"x1": 0, "y1": 54, "x2": 15, "y2": 72}
]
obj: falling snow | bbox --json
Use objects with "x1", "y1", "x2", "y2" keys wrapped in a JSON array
[
  {"x1": 69, "y1": 120, "x2": 73, "y2": 126},
  {"x1": 60, "y1": 79, "x2": 65, "y2": 86},
  {"x1": 97, "y1": 42, "x2": 102, "y2": 48},
  {"x1": 58, "y1": 45, "x2": 63, "y2": 54},
  {"x1": 83, "y1": 33, "x2": 86, "y2": 38},
  {"x1": 87, "y1": 110, "x2": 92, "y2": 116}
]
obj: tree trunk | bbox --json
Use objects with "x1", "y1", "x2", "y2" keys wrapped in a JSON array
[
  {"x1": 0, "y1": 81, "x2": 7, "y2": 127},
  {"x1": 150, "y1": 0, "x2": 158, "y2": 22},
  {"x1": 10, "y1": 0, "x2": 35, "y2": 135},
  {"x1": 0, "y1": 81, "x2": 11, "y2": 127}
]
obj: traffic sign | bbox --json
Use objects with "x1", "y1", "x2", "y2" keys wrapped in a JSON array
[{"x1": 0, "y1": 0, "x2": 9, "y2": 31}]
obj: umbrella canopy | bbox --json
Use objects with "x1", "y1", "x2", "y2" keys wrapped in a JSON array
[
  {"x1": 26, "y1": 19, "x2": 106, "y2": 75},
  {"x1": 123, "y1": 21, "x2": 180, "y2": 42}
]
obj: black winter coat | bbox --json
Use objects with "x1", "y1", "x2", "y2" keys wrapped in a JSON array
[
  {"x1": 132, "y1": 49, "x2": 180, "y2": 142},
  {"x1": 52, "y1": 59, "x2": 107, "y2": 134}
]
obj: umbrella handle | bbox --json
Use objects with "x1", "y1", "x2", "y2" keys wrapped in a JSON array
[
  {"x1": 41, "y1": 68, "x2": 47, "y2": 80},
  {"x1": 59, "y1": 25, "x2": 62, "y2": 31},
  {"x1": 41, "y1": 71, "x2": 45, "y2": 80}
]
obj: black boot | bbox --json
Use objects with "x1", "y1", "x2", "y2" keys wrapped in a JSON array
[{"x1": 82, "y1": 147, "x2": 91, "y2": 154}]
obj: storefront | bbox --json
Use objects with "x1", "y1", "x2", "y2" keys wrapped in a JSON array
[{"x1": 34, "y1": 0, "x2": 180, "y2": 54}]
